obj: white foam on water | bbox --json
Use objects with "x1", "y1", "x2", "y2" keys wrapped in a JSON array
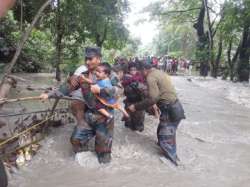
[{"x1": 75, "y1": 152, "x2": 99, "y2": 168}]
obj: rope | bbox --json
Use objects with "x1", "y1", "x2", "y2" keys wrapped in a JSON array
[
  {"x1": 0, "y1": 108, "x2": 68, "y2": 117},
  {"x1": 0, "y1": 113, "x2": 56, "y2": 148}
]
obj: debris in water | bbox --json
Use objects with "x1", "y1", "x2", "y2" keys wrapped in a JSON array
[{"x1": 16, "y1": 150, "x2": 25, "y2": 167}]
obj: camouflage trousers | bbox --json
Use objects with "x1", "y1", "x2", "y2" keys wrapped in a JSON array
[
  {"x1": 124, "y1": 99, "x2": 145, "y2": 132},
  {"x1": 157, "y1": 113, "x2": 181, "y2": 165},
  {"x1": 70, "y1": 110, "x2": 114, "y2": 163}
]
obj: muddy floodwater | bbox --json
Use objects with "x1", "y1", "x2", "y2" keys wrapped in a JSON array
[{"x1": 3, "y1": 74, "x2": 250, "y2": 187}]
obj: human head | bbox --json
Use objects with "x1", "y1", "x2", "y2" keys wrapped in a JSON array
[
  {"x1": 85, "y1": 47, "x2": 102, "y2": 71},
  {"x1": 95, "y1": 63, "x2": 111, "y2": 80},
  {"x1": 128, "y1": 63, "x2": 138, "y2": 75},
  {"x1": 113, "y1": 64, "x2": 124, "y2": 80},
  {"x1": 141, "y1": 63, "x2": 153, "y2": 77}
]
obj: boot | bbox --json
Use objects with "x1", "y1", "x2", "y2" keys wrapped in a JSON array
[{"x1": 97, "y1": 153, "x2": 111, "y2": 164}]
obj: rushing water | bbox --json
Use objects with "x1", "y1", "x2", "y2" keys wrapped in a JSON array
[{"x1": 3, "y1": 74, "x2": 250, "y2": 187}]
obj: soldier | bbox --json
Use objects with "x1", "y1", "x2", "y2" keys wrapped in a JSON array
[
  {"x1": 127, "y1": 63, "x2": 185, "y2": 165},
  {"x1": 40, "y1": 47, "x2": 117, "y2": 163}
]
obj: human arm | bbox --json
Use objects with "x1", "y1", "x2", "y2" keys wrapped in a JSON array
[{"x1": 133, "y1": 76, "x2": 160, "y2": 111}]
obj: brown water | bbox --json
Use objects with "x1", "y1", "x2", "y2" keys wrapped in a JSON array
[{"x1": 3, "y1": 74, "x2": 250, "y2": 187}]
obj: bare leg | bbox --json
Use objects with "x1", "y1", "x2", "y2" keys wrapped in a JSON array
[{"x1": 98, "y1": 108, "x2": 112, "y2": 118}]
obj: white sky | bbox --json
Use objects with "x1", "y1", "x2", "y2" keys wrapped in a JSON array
[
  {"x1": 125, "y1": 0, "x2": 225, "y2": 48},
  {"x1": 125, "y1": 0, "x2": 159, "y2": 47}
]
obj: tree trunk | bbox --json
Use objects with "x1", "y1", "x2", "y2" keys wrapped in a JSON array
[
  {"x1": 55, "y1": 0, "x2": 63, "y2": 82},
  {"x1": 227, "y1": 38, "x2": 234, "y2": 81},
  {"x1": 212, "y1": 35, "x2": 223, "y2": 78},
  {"x1": 96, "y1": 33, "x2": 102, "y2": 48},
  {"x1": 193, "y1": 0, "x2": 209, "y2": 77},
  {"x1": 95, "y1": 24, "x2": 108, "y2": 48},
  {"x1": 204, "y1": 0, "x2": 214, "y2": 71},
  {"x1": 237, "y1": 25, "x2": 250, "y2": 82},
  {"x1": 20, "y1": 0, "x2": 23, "y2": 31},
  {"x1": 227, "y1": 38, "x2": 240, "y2": 81},
  {"x1": 0, "y1": 0, "x2": 52, "y2": 97}
]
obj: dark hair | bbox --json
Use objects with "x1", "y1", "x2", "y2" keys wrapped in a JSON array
[
  {"x1": 128, "y1": 63, "x2": 137, "y2": 70},
  {"x1": 85, "y1": 57, "x2": 93, "y2": 61},
  {"x1": 142, "y1": 63, "x2": 152, "y2": 70},
  {"x1": 99, "y1": 63, "x2": 111, "y2": 75},
  {"x1": 112, "y1": 64, "x2": 124, "y2": 73}
]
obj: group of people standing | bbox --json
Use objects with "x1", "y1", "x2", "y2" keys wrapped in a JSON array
[
  {"x1": 162, "y1": 56, "x2": 192, "y2": 75},
  {"x1": 40, "y1": 47, "x2": 186, "y2": 166}
]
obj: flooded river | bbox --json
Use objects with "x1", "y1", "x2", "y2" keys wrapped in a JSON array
[{"x1": 3, "y1": 74, "x2": 250, "y2": 187}]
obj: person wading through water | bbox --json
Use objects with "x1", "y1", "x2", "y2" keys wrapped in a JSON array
[
  {"x1": 128, "y1": 63, "x2": 185, "y2": 166},
  {"x1": 122, "y1": 63, "x2": 159, "y2": 131},
  {"x1": 40, "y1": 47, "x2": 119, "y2": 163},
  {"x1": 121, "y1": 63, "x2": 147, "y2": 132}
]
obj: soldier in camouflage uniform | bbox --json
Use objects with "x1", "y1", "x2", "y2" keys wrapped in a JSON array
[{"x1": 41, "y1": 47, "x2": 118, "y2": 163}]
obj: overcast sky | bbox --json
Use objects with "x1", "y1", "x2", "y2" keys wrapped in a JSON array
[{"x1": 125, "y1": 0, "x2": 159, "y2": 47}]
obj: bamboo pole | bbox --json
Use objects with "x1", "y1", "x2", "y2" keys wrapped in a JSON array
[{"x1": 0, "y1": 95, "x2": 84, "y2": 105}]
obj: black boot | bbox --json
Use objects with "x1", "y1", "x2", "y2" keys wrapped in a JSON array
[{"x1": 97, "y1": 153, "x2": 111, "y2": 164}]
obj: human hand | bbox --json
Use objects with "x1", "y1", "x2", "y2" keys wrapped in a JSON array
[
  {"x1": 128, "y1": 105, "x2": 136, "y2": 112},
  {"x1": 39, "y1": 93, "x2": 49, "y2": 101},
  {"x1": 80, "y1": 75, "x2": 93, "y2": 84},
  {"x1": 90, "y1": 84, "x2": 100, "y2": 94},
  {"x1": 68, "y1": 75, "x2": 80, "y2": 89}
]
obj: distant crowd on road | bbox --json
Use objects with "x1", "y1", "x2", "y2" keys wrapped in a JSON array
[{"x1": 114, "y1": 55, "x2": 193, "y2": 76}]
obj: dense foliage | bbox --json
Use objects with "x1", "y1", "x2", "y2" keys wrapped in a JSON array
[
  {"x1": 0, "y1": 0, "x2": 139, "y2": 78},
  {"x1": 147, "y1": 0, "x2": 250, "y2": 81}
]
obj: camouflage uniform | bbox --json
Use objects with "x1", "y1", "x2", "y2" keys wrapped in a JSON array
[
  {"x1": 70, "y1": 109, "x2": 114, "y2": 163},
  {"x1": 49, "y1": 64, "x2": 118, "y2": 163}
]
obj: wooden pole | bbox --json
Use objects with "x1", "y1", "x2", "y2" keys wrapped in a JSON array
[{"x1": 0, "y1": 95, "x2": 84, "y2": 105}]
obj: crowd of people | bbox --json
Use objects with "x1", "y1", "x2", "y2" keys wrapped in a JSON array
[
  {"x1": 113, "y1": 56, "x2": 193, "y2": 76},
  {"x1": 160, "y1": 56, "x2": 192, "y2": 75},
  {"x1": 40, "y1": 47, "x2": 186, "y2": 166}
]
